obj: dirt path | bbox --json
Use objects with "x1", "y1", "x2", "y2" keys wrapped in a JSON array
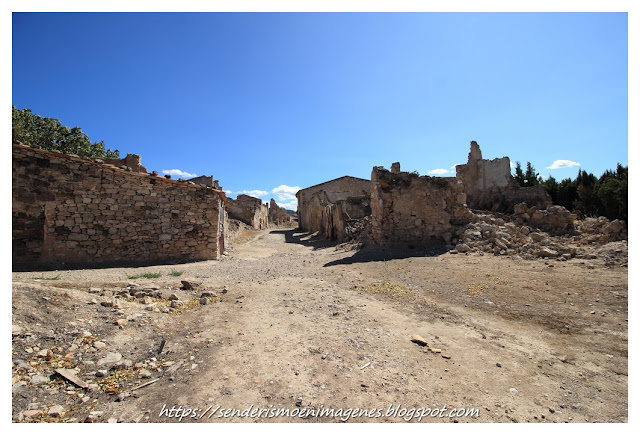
[{"x1": 12, "y1": 228, "x2": 627, "y2": 423}]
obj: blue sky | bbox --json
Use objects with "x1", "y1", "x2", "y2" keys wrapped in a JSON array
[{"x1": 12, "y1": 12, "x2": 628, "y2": 210}]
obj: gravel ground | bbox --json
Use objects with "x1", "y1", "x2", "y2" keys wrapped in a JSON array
[{"x1": 12, "y1": 228, "x2": 628, "y2": 423}]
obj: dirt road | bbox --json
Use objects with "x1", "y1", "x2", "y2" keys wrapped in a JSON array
[{"x1": 11, "y1": 228, "x2": 628, "y2": 422}]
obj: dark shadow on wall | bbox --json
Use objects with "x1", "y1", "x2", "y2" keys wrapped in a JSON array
[{"x1": 322, "y1": 242, "x2": 451, "y2": 267}]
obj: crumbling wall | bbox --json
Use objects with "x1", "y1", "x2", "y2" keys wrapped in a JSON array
[
  {"x1": 268, "y1": 199, "x2": 288, "y2": 225},
  {"x1": 12, "y1": 144, "x2": 226, "y2": 269},
  {"x1": 370, "y1": 164, "x2": 472, "y2": 245},
  {"x1": 99, "y1": 154, "x2": 148, "y2": 173},
  {"x1": 296, "y1": 176, "x2": 371, "y2": 242},
  {"x1": 188, "y1": 175, "x2": 220, "y2": 189},
  {"x1": 227, "y1": 194, "x2": 269, "y2": 229},
  {"x1": 456, "y1": 141, "x2": 551, "y2": 212}
]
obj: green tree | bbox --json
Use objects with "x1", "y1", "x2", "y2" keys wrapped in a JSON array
[
  {"x1": 574, "y1": 169, "x2": 600, "y2": 217},
  {"x1": 514, "y1": 161, "x2": 525, "y2": 187},
  {"x1": 554, "y1": 177, "x2": 578, "y2": 210},
  {"x1": 541, "y1": 175, "x2": 559, "y2": 204},
  {"x1": 524, "y1": 162, "x2": 541, "y2": 186},
  {"x1": 514, "y1": 161, "x2": 541, "y2": 187},
  {"x1": 12, "y1": 106, "x2": 119, "y2": 158},
  {"x1": 595, "y1": 164, "x2": 627, "y2": 220}
]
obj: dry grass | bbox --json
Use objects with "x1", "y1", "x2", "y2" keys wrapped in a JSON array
[
  {"x1": 96, "y1": 367, "x2": 140, "y2": 394},
  {"x1": 357, "y1": 281, "x2": 416, "y2": 300}
]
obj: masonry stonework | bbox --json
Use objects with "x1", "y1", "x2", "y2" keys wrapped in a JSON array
[
  {"x1": 370, "y1": 165, "x2": 473, "y2": 245},
  {"x1": 227, "y1": 194, "x2": 269, "y2": 229},
  {"x1": 268, "y1": 199, "x2": 288, "y2": 225},
  {"x1": 296, "y1": 176, "x2": 371, "y2": 242},
  {"x1": 456, "y1": 141, "x2": 551, "y2": 212},
  {"x1": 12, "y1": 144, "x2": 227, "y2": 269}
]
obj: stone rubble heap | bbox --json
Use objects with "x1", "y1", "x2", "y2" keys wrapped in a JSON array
[{"x1": 450, "y1": 202, "x2": 627, "y2": 263}]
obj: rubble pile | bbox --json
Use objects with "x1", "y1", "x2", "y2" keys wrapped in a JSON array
[{"x1": 450, "y1": 203, "x2": 627, "y2": 264}]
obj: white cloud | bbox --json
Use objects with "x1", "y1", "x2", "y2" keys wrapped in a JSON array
[
  {"x1": 546, "y1": 160, "x2": 580, "y2": 170},
  {"x1": 428, "y1": 168, "x2": 452, "y2": 175},
  {"x1": 162, "y1": 169, "x2": 197, "y2": 178},
  {"x1": 224, "y1": 190, "x2": 232, "y2": 194},
  {"x1": 237, "y1": 189, "x2": 268, "y2": 197},
  {"x1": 510, "y1": 161, "x2": 517, "y2": 169},
  {"x1": 276, "y1": 200, "x2": 298, "y2": 211},
  {"x1": 450, "y1": 164, "x2": 462, "y2": 170},
  {"x1": 271, "y1": 184, "x2": 301, "y2": 203}
]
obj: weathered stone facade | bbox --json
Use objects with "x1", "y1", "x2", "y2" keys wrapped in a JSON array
[
  {"x1": 188, "y1": 175, "x2": 220, "y2": 189},
  {"x1": 227, "y1": 194, "x2": 269, "y2": 229},
  {"x1": 370, "y1": 163, "x2": 473, "y2": 245},
  {"x1": 12, "y1": 144, "x2": 227, "y2": 269},
  {"x1": 99, "y1": 154, "x2": 148, "y2": 173},
  {"x1": 268, "y1": 199, "x2": 288, "y2": 225},
  {"x1": 456, "y1": 141, "x2": 551, "y2": 212},
  {"x1": 296, "y1": 176, "x2": 371, "y2": 242}
]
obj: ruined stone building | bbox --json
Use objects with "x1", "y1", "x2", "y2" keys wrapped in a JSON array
[
  {"x1": 12, "y1": 143, "x2": 227, "y2": 269},
  {"x1": 227, "y1": 194, "x2": 269, "y2": 230},
  {"x1": 370, "y1": 162, "x2": 473, "y2": 245},
  {"x1": 187, "y1": 175, "x2": 221, "y2": 189},
  {"x1": 297, "y1": 141, "x2": 557, "y2": 246},
  {"x1": 296, "y1": 176, "x2": 372, "y2": 242},
  {"x1": 99, "y1": 153, "x2": 148, "y2": 173},
  {"x1": 456, "y1": 141, "x2": 551, "y2": 212},
  {"x1": 268, "y1": 198, "x2": 288, "y2": 225}
]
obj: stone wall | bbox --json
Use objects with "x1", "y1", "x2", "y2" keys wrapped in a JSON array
[
  {"x1": 296, "y1": 176, "x2": 371, "y2": 242},
  {"x1": 188, "y1": 175, "x2": 220, "y2": 189},
  {"x1": 99, "y1": 154, "x2": 148, "y2": 173},
  {"x1": 268, "y1": 199, "x2": 288, "y2": 225},
  {"x1": 227, "y1": 194, "x2": 269, "y2": 229},
  {"x1": 456, "y1": 141, "x2": 551, "y2": 212},
  {"x1": 12, "y1": 144, "x2": 226, "y2": 269},
  {"x1": 370, "y1": 164, "x2": 473, "y2": 245}
]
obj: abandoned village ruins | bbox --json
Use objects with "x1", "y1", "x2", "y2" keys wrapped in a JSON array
[
  {"x1": 12, "y1": 143, "x2": 290, "y2": 269},
  {"x1": 12, "y1": 140, "x2": 627, "y2": 269},
  {"x1": 296, "y1": 141, "x2": 627, "y2": 259}
]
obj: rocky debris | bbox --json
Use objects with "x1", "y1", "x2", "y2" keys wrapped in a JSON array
[
  {"x1": 30, "y1": 374, "x2": 50, "y2": 385},
  {"x1": 577, "y1": 217, "x2": 627, "y2": 244},
  {"x1": 410, "y1": 335, "x2": 428, "y2": 347},
  {"x1": 55, "y1": 368, "x2": 88, "y2": 389},
  {"x1": 180, "y1": 280, "x2": 200, "y2": 290},
  {"x1": 48, "y1": 404, "x2": 64, "y2": 417},
  {"x1": 12, "y1": 324, "x2": 24, "y2": 336},
  {"x1": 513, "y1": 204, "x2": 577, "y2": 233},
  {"x1": 168, "y1": 293, "x2": 179, "y2": 301},
  {"x1": 449, "y1": 206, "x2": 627, "y2": 264},
  {"x1": 97, "y1": 352, "x2": 122, "y2": 367},
  {"x1": 23, "y1": 409, "x2": 42, "y2": 419},
  {"x1": 455, "y1": 243, "x2": 471, "y2": 253},
  {"x1": 85, "y1": 411, "x2": 104, "y2": 422}
]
